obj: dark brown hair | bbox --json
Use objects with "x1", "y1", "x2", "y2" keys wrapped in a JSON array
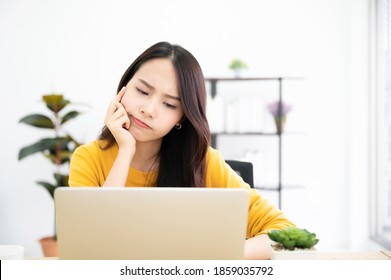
[{"x1": 99, "y1": 42, "x2": 210, "y2": 187}]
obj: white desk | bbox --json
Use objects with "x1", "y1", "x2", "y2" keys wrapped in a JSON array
[
  {"x1": 28, "y1": 251, "x2": 391, "y2": 260},
  {"x1": 317, "y1": 251, "x2": 391, "y2": 260}
]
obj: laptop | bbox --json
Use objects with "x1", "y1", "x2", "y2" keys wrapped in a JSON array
[{"x1": 54, "y1": 187, "x2": 250, "y2": 260}]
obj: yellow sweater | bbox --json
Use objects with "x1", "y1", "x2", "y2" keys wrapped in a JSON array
[{"x1": 69, "y1": 140, "x2": 295, "y2": 238}]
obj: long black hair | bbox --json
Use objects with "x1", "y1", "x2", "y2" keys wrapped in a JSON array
[{"x1": 99, "y1": 42, "x2": 210, "y2": 187}]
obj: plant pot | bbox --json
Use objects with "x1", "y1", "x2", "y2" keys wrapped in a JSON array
[
  {"x1": 269, "y1": 242, "x2": 317, "y2": 260},
  {"x1": 234, "y1": 69, "x2": 243, "y2": 78},
  {"x1": 39, "y1": 236, "x2": 58, "y2": 257},
  {"x1": 273, "y1": 116, "x2": 286, "y2": 134}
]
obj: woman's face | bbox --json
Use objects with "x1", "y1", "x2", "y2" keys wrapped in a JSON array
[{"x1": 121, "y1": 58, "x2": 184, "y2": 143}]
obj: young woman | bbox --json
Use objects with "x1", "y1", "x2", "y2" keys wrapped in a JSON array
[{"x1": 68, "y1": 41, "x2": 295, "y2": 259}]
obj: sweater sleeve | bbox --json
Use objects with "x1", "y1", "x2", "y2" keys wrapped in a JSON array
[
  {"x1": 246, "y1": 189, "x2": 295, "y2": 237},
  {"x1": 68, "y1": 141, "x2": 103, "y2": 187},
  {"x1": 205, "y1": 147, "x2": 295, "y2": 238}
]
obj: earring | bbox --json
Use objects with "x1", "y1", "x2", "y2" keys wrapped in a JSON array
[{"x1": 175, "y1": 123, "x2": 182, "y2": 130}]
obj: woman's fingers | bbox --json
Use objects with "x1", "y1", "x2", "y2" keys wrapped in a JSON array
[
  {"x1": 116, "y1": 86, "x2": 126, "y2": 102},
  {"x1": 107, "y1": 106, "x2": 126, "y2": 125},
  {"x1": 103, "y1": 87, "x2": 135, "y2": 149},
  {"x1": 122, "y1": 113, "x2": 131, "y2": 129},
  {"x1": 105, "y1": 87, "x2": 127, "y2": 124}
]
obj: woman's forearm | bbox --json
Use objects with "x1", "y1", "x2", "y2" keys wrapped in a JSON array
[{"x1": 103, "y1": 148, "x2": 134, "y2": 187}]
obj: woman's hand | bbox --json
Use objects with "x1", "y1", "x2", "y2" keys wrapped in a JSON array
[
  {"x1": 103, "y1": 87, "x2": 136, "y2": 187},
  {"x1": 104, "y1": 87, "x2": 135, "y2": 151},
  {"x1": 243, "y1": 234, "x2": 271, "y2": 260}
]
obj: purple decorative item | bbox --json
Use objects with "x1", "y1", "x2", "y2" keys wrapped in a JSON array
[{"x1": 267, "y1": 100, "x2": 292, "y2": 133}]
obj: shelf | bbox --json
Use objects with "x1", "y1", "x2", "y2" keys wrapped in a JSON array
[
  {"x1": 211, "y1": 132, "x2": 306, "y2": 136},
  {"x1": 211, "y1": 132, "x2": 279, "y2": 147},
  {"x1": 205, "y1": 77, "x2": 304, "y2": 209},
  {"x1": 254, "y1": 185, "x2": 306, "y2": 191},
  {"x1": 212, "y1": 132, "x2": 279, "y2": 136},
  {"x1": 205, "y1": 77, "x2": 305, "y2": 81},
  {"x1": 205, "y1": 76, "x2": 305, "y2": 98}
]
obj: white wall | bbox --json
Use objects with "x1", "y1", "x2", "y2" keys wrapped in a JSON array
[{"x1": 0, "y1": 0, "x2": 383, "y2": 257}]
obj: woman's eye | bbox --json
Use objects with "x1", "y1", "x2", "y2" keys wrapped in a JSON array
[
  {"x1": 163, "y1": 102, "x2": 176, "y2": 109},
  {"x1": 136, "y1": 88, "x2": 148, "y2": 95}
]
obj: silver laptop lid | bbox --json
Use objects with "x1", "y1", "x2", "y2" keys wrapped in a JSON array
[{"x1": 55, "y1": 187, "x2": 249, "y2": 260}]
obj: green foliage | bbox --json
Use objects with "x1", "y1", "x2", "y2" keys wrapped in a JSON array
[
  {"x1": 18, "y1": 94, "x2": 84, "y2": 199},
  {"x1": 229, "y1": 59, "x2": 248, "y2": 70},
  {"x1": 268, "y1": 227, "x2": 319, "y2": 250}
]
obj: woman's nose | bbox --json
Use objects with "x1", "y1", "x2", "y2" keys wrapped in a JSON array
[{"x1": 140, "y1": 100, "x2": 157, "y2": 118}]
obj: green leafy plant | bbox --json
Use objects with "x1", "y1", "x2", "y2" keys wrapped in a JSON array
[
  {"x1": 229, "y1": 59, "x2": 248, "y2": 70},
  {"x1": 268, "y1": 227, "x2": 319, "y2": 250},
  {"x1": 18, "y1": 94, "x2": 84, "y2": 198}
]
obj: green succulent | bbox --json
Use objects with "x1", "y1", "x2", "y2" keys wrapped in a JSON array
[{"x1": 268, "y1": 227, "x2": 319, "y2": 250}]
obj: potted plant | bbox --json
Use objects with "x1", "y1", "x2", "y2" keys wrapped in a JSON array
[
  {"x1": 267, "y1": 227, "x2": 319, "y2": 260},
  {"x1": 267, "y1": 100, "x2": 292, "y2": 133},
  {"x1": 18, "y1": 94, "x2": 84, "y2": 257},
  {"x1": 229, "y1": 59, "x2": 248, "y2": 78}
]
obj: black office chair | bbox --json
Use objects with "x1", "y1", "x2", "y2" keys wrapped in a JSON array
[{"x1": 225, "y1": 160, "x2": 254, "y2": 188}]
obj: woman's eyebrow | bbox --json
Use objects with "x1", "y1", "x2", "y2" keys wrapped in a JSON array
[
  {"x1": 138, "y1": 79, "x2": 154, "y2": 90},
  {"x1": 138, "y1": 78, "x2": 180, "y2": 101}
]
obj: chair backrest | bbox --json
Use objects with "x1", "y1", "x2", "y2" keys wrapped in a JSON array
[{"x1": 225, "y1": 160, "x2": 254, "y2": 188}]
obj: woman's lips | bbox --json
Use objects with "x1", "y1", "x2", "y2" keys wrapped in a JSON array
[{"x1": 131, "y1": 116, "x2": 151, "y2": 129}]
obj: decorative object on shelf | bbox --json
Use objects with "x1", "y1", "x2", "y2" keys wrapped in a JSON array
[
  {"x1": 18, "y1": 94, "x2": 86, "y2": 257},
  {"x1": 229, "y1": 59, "x2": 248, "y2": 78},
  {"x1": 267, "y1": 100, "x2": 292, "y2": 133},
  {"x1": 205, "y1": 77, "x2": 303, "y2": 209},
  {"x1": 268, "y1": 227, "x2": 319, "y2": 260}
]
